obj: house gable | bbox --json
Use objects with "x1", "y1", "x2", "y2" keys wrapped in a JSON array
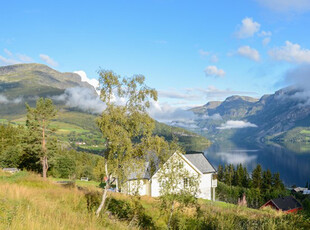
[{"x1": 151, "y1": 152, "x2": 202, "y2": 181}]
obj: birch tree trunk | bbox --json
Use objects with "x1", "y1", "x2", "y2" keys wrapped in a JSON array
[
  {"x1": 96, "y1": 162, "x2": 110, "y2": 217},
  {"x1": 167, "y1": 201, "x2": 175, "y2": 229}
]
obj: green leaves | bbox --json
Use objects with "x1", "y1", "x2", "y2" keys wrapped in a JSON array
[{"x1": 96, "y1": 70, "x2": 162, "y2": 183}]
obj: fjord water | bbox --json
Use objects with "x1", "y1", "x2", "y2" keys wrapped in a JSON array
[{"x1": 204, "y1": 141, "x2": 310, "y2": 186}]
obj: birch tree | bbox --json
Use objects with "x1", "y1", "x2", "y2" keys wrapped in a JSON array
[{"x1": 95, "y1": 69, "x2": 159, "y2": 216}]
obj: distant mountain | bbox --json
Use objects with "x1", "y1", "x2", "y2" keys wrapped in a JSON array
[
  {"x1": 191, "y1": 88, "x2": 310, "y2": 144},
  {"x1": 0, "y1": 63, "x2": 210, "y2": 152},
  {"x1": 0, "y1": 63, "x2": 96, "y2": 116}
]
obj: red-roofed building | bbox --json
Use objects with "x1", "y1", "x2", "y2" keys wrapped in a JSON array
[{"x1": 261, "y1": 196, "x2": 303, "y2": 213}]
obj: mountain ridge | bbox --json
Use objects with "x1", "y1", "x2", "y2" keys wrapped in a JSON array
[{"x1": 190, "y1": 86, "x2": 310, "y2": 143}]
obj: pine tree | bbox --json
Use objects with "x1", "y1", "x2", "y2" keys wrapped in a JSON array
[
  {"x1": 262, "y1": 169, "x2": 272, "y2": 191},
  {"x1": 242, "y1": 167, "x2": 250, "y2": 188},
  {"x1": 224, "y1": 164, "x2": 235, "y2": 187},
  {"x1": 252, "y1": 164, "x2": 262, "y2": 189},
  {"x1": 234, "y1": 164, "x2": 244, "y2": 187},
  {"x1": 217, "y1": 165, "x2": 224, "y2": 182},
  {"x1": 26, "y1": 98, "x2": 57, "y2": 178},
  {"x1": 272, "y1": 172, "x2": 284, "y2": 190}
]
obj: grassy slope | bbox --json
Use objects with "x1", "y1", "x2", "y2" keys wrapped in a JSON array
[
  {"x1": 1, "y1": 171, "x2": 309, "y2": 230},
  {"x1": 0, "y1": 171, "x2": 131, "y2": 230}
]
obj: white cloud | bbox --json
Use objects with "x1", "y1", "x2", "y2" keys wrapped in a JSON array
[
  {"x1": 262, "y1": 37, "x2": 271, "y2": 46},
  {"x1": 217, "y1": 120, "x2": 257, "y2": 129},
  {"x1": 147, "y1": 100, "x2": 201, "y2": 129},
  {"x1": 199, "y1": 49, "x2": 219, "y2": 62},
  {"x1": 204, "y1": 66, "x2": 225, "y2": 77},
  {"x1": 256, "y1": 0, "x2": 310, "y2": 12},
  {"x1": 201, "y1": 113, "x2": 222, "y2": 120},
  {"x1": 0, "y1": 49, "x2": 33, "y2": 66},
  {"x1": 281, "y1": 65, "x2": 310, "y2": 106},
  {"x1": 235, "y1": 17, "x2": 260, "y2": 39},
  {"x1": 17, "y1": 54, "x2": 33, "y2": 62},
  {"x1": 0, "y1": 56, "x2": 20, "y2": 65},
  {"x1": 4, "y1": 49, "x2": 12, "y2": 57},
  {"x1": 52, "y1": 87, "x2": 105, "y2": 114},
  {"x1": 197, "y1": 86, "x2": 258, "y2": 101},
  {"x1": 0, "y1": 95, "x2": 23, "y2": 104},
  {"x1": 74, "y1": 70, "x2": 99, "y2": 94},
  {"x1": 210, "y1": 55, "x2": 219, "y2": 63},
  {"x1": 39, "y1": 54, "x2": 58, "y2": 67},
  {"x1": 237, "y1": 46, "x2": 260, "y2": 61},
  {"x1": 158, "y1": 89, "x2": 201, "y2": 101},
  {"x1": 269, "y1": 41, "x2": 310, "y2": 64},
  {"x1": 259, "y1": 31, "x2": 272, "y2": 37},
  {"x1": 148, "y1": 101, "x2": 197, "y2": 123},
  {"x1": 199, "y1": 49, "x2": 209, "y2": 57}
]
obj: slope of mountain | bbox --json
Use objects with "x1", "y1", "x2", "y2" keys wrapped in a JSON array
[
  {"x1": 0, "y1": 63, "x2": 210, "y2": 152},
  {"x1": 191, "y1": 87, "x2": 310, "y2": 144},
  {"x1": 0, "y1": 63, "x2": 96, "y2": 116}
]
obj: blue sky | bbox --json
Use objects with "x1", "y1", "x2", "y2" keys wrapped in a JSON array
[{"x1": 1, "y1": 0, "x2": 310, "y2": 108}]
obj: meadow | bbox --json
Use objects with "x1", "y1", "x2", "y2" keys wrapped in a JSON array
[{"x1": 1, "y1": 170, "x2": 309, "y2": 230}]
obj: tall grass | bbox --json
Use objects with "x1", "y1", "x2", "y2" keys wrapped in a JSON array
[
  {"x1": 0, "y1": 171, "x2": 132, "y2": 230},
  {"x1": 0, "y1": 171, "x2": 309, "y2": 230}
]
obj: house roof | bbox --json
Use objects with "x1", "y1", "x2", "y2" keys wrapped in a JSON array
[
  {"x1": 293, "y1": 187, "x2": 307, "y2": 192},
  {"x1": 271, "y1": 196, "x2": 302, "y2": 211},
  {"x1": 127, "y1": 162, "x2": 151, "y2": 180},
  {"x1": 183, "y1": 153, "x2": 216, "y2": 174}
]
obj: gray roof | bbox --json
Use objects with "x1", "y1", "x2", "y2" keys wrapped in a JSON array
[
  {"x1": 127, "y1": 162, "x2": 151, "y2": 180},
  {"x1": 183, "y1": 153, "x2": 216, "y2": 174}
]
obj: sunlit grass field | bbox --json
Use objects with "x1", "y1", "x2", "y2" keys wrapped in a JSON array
[{"x1": 1, "y1": 170, "x2": 309, "y2": 230}]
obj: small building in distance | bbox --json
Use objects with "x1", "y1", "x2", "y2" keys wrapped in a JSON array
[
  {"x1": 261, "y1": 196, "x2": 303, "y2": 213},
  {"x1": 293, "y1": 187, "x2": 308, "y2": 193},
  {"x1": 2, "y1": 168, "x2": 20, "y2": 173}
]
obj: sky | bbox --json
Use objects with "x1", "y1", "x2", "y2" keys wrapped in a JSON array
[{"x1": 1, "y1": 0, "x2": 310, "y2": 110}]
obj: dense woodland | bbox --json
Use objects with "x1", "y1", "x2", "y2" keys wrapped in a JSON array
[{"x1": 216, "y1": 164, "x2": 287, "y2": 208}]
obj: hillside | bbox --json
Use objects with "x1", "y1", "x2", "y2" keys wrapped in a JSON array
[
  {"x1": 190, "y1": 87, "x2": 310, "y2": 144},
  {"x1": 1, "y1": 171, "x2": 308, "y2": 230},
  {"x1": 0, "y1": 63, "x2": 210, "y2": 152}
]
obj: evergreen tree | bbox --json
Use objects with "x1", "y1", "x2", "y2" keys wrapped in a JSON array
[
  {"x1": 224, "y1": 164, "x2": 235, "y2": 187},
  {"x1": 242, "y1": 167, "x2": 250, "y2": 188},
  {"x1": 252, "y1": 164, "x2": 262, "y2": 189},
  {"x1": 26, "y1": 98, "x2": 57, "y2": 178},
  {"x1": 272, "y1": 172, "x2": 284, "y2": 190},
  {"x1": 262, "y1": 169, "x2": 272, "y2": 191},
  {"x1": 234, "y1": 164, "x2": 244, "y2": 187},
  {"x1": 217, "y1": 165, "x2": 224, "y2": 182}
]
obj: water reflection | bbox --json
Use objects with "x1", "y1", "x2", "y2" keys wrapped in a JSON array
[
  {"x1": 204, "y1": 141, "x2": 310, "y2": 186},
  {"x1": 216, "y1": 152, "x2": 257, "y2": 165}
]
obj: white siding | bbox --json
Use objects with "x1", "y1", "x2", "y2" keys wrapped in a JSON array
[
  {"x1": 124, "y1": 152, "x2": 217, "y2": 201},
  {"x1": 198, "y1": 174, "x2": 212, "y2": 200},
  {"x1": 124, "y1": 179, "x2": 148, "y2": 196}
]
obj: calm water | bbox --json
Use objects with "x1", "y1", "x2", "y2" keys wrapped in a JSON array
[{"x1": 204, "y1": 141, "x2": 310, "y2": 187}]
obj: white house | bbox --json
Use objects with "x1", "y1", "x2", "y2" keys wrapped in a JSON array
[{"x1": 124, "y1": 152, "x2": 217, "y2": 200}]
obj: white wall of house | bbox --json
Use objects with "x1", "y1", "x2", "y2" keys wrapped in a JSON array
[
  {"x1": 124, "y1": 179, "x2": 149, "y2": 196},
  {"x1": 124, "y1": 152, "x2": 216, "y2": 200},
  {"x1": 198, "y1": 173, "x2": 212, "y2": 200},
  {"x1": 150, "y1": 153, "x2": 214, "y2": 200}
]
